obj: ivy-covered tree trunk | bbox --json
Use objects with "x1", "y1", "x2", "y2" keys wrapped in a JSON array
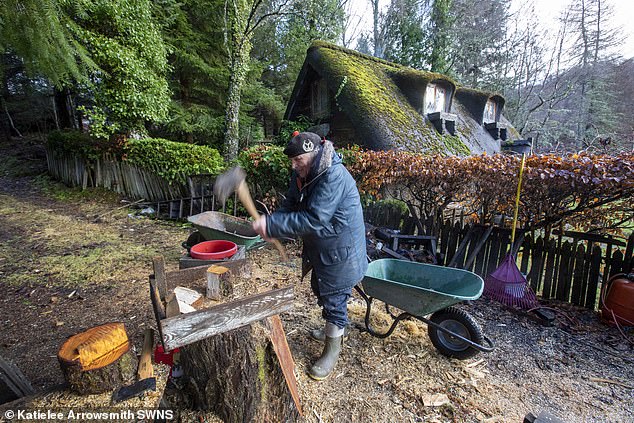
[
  {"x1": 224, "y1": 47, "x2": 250, "y2": 160},
  {"x1": 223, "y1": 0, "x2": 255, "y2": 161}
]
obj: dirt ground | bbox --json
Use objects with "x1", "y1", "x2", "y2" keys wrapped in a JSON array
[{"x1": 0, "y1": 138, "x2": 632, "y2": 422}]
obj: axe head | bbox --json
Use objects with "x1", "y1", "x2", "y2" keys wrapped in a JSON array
[
  {"x1": 213, "y1": 166, "x2": 246, "y2": 205},
  {"x1": 111, "y1": 377, "x2": 156, "y2": 403}
]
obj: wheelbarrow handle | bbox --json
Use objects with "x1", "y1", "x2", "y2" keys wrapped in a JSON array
[{"x1": 354, "y1": 285, "x2": 412, "y2": 339}]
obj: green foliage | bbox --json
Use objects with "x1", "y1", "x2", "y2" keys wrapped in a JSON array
[
  {"x1": 383, "y1": 0, "x2": 428, "y2": 69},
  {"x1": 337, "y1": 144, "x2": 363, "y2": 167},
  {"x1": 252, "y1": 0, "x2": 345, "y2": 101},
  {"x1": 276, "y1": 116, "x2": 315, "y2": 145},
  {"x1": 2, "y1": 0, "x2": 171, "y2": 137},
  {"x1": 241, "y1": 75, "x2": 285, "y2": 143},
  {"x1": 64, "y1": 0, "x2": 171, "y2": 137},
  {"x1": 238, "y1": 144, "x2": 291, "y2": 209},
  {"x1": 124, "y1": 138, "x2": 224, "y2": 184},
  {"x1": 427, "y1": 0, "x2": 454, "y2": 73},
  {"x1": 162, "y1": 102, "x2": 226, "y2": 147},
  {"x1": 0, "y1": 0, "x2": 96, "y2": 86},
  {"x1": 47, "y1": 131, "x2": 224, "y2": 184},
  {"x1": 47, "y1": 129, "x2": 125, "y2": 160},
  {"x1": 151, "y1": 0, "x2": 229, "y2": 145}
]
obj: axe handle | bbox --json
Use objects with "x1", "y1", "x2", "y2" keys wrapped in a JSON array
[
  {"x1": 137, "y1": 328, "x2": 154, "y2": 380},
  {"x1": 237, "y1": 181, "x2": 288, "y2": 261}
]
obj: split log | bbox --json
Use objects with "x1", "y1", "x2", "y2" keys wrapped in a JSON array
[
  {"x1": 174, "y1": 286, "x2": 203, "y2": 308},
  {"x1": 180, "y1": 321, "x2": 300, "y2": 422},
  {"x1": 57, "y1": 323, "x2": 137, "y2": 395},
  {"x1": 206, "y1": 265, "x2": 230, "y2": 300},
  {"x1": 160, "y1": 286, "x2": 293, "y2": 350}
]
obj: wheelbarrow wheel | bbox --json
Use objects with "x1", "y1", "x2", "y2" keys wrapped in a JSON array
[{"x1": 428, "y1": 306, "x2": 483, "y2": 360}]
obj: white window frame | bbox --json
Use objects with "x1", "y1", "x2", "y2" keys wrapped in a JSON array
[
  {"x1": 483, "y1": 99, "x2": 498, "y2": 123},
  {"x1": 425, "y1": 83, "x2": 447, "y2": 114}
]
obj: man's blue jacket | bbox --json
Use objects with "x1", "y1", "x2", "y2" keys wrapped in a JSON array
[{"x1": 265, "y1": 141, "x2": 368, "y2": 296}]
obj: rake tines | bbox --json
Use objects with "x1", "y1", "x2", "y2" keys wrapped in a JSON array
[{"x1": 484, "y1": 253, "x2": 539, "y2": 309}]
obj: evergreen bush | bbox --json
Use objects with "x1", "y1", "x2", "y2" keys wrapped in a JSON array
[{"x1": 46, "y1": 131, "x2": 224, "y2": 185}]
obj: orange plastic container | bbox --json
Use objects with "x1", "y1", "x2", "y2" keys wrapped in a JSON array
[{"x1": 601, "y1": 274, "x2": 634, "y2": 326}]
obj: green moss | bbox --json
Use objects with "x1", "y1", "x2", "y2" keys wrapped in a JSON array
[
  {"x1": 391, "y1": 67, "x2": 457, "y2": 90},
  {"x1": 507, "y1": 126, "x2": 521, "y2": 139},
  {"x1": 306, "y1": 41, "x2": 509, "y2": 155},
  {"x1": 256, "y1": 344, "x2": 267, "y2": 403},
  {"x1": 314, "y1": 42, "x2": 446, "y2": 152},
  {"x1": 441, "y1": 135, "x2": 471, "y2": 156}
]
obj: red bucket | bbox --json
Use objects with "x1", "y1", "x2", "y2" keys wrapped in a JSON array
[{"x1": 190, "y1": 240, "x2": 238, "y2": 260}]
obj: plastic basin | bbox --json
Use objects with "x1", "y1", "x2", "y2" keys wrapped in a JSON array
[{"x1": 190, "y1": 240, "x2": 238, "y2": 260}]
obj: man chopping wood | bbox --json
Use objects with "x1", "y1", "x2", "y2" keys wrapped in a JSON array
[{"x1": 252, "y1": 131, "x2": 368, "y2": 380}]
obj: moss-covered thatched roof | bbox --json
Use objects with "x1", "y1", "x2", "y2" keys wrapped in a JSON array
[
  {"x1": 455, "y1": 87, "x2": 506, "y2": 124},
  {"x1": 285, "y1": 41, "x2": 510, "y2": 155}
]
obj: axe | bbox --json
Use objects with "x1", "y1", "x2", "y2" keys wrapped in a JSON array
[
  {"x1": 214, "y1": 166, "x2": 288, "y2": 261},
  {"x1": 112, "y1": 328, "x2": 156, "y2": 403}
]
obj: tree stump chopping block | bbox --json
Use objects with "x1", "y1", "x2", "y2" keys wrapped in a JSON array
[
  {"x1": 57, "y1": 323, "x2": 137, "y2": 395},
  {"x1": 180, "y1": 321, "x2": 300, "y2": 422}
]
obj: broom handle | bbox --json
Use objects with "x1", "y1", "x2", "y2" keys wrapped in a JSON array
[{"x1": 510, "y1": 154, "x2": 526, "y2": 245}]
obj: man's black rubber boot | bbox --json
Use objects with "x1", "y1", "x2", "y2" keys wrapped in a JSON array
[
  {"x1": 308, "y1": 335, "x2": 343, "y2": 381},
  {"x1": 309, "y1": 325, "x2": 350, "y2": 342}
]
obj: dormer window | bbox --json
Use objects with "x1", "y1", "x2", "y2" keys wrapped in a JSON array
[
  {"x1": 483, "y1": 99, "x2": 498, "y2": 123},
  {"x1": 483, "y1": 97, "x2": 507, "y2": 140},
  {"x1": 425, "y1": 83, "x2": 447, "y2": 114},
  {"x1": 425, "y1": 81, "x2": 456, "y2": 135},
  {"x1": 311, "y1": 79, "x2": 329, "y2": 118}
]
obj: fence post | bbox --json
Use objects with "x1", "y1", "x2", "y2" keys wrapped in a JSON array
[
  {"x1": 570, "y1": 244, "x2": 586, "y2": 306},
  {"x1": 556, "y1": 241, "x2": 573, "y2": 301},
  {"x1": 585, "y1": 245, "x2": 603, "y2": 309},
  {"x1": 623, "y1": 233, "x2": 634, "y2": 273},
  {"x1": 541, "y1": 239, "x2": 557, "y2": 299},
  {"x1": 528, "y1": 237, "x2": 545, "y2": 293}
]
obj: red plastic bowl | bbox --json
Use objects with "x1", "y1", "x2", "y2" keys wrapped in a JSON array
[{"x1": 190, "y1": 240, "x2": 238, "y2": 260}]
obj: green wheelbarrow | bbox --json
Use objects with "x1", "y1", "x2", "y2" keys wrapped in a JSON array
[
  {"x1": 187, "y1": 211, "x2": 263, "y2": 249},
  {"x1": 355, "y1": 259, "x2": 494, "y2": 359}
]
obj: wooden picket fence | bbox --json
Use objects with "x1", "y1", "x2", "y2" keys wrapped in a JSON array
[
  {"x1": 46, "y1": 151, "x2": 241, "y2": 217},
  {"x1": 47, "y1": 152, "x2": 632, "y2": 310},
  {"x1": 365, "y1": 201, "x2": 632, "y2": 310},
  {"x1": 404, "y1": 217, "x2": 632, "y2": 310},
  {"x1": 46, "y1": 149, "x2": 188, "y2": 201}
]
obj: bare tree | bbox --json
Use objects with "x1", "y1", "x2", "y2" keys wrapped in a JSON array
[
  {"x1": 565, "y1": 0, "x2": 623, "y2": 148},
  {"x1": 341, "y1": 0, "x2": 365, "y2": 48},
  {"x1": 502, "y1": 1, "x2": 575, "y2": 150}
]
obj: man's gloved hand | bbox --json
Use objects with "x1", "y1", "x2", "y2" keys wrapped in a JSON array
[{"x1": 252, "y1": 216, "x2": 271, "y2": 241}]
